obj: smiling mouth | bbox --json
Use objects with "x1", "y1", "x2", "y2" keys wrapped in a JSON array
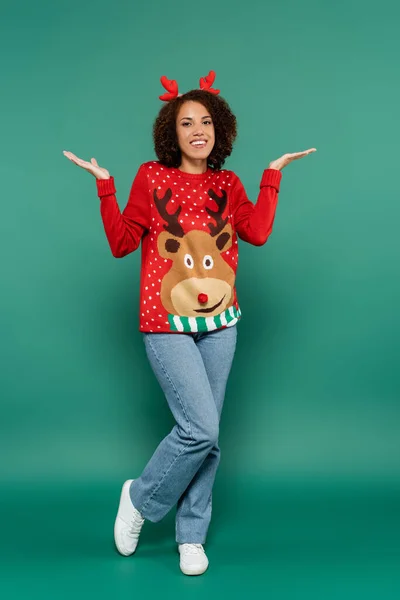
[
  {"x1": 190, "y1": 140, "x2": 207, "y2": 149},
  {"x1": 194, "y1": 295, "x2": 225, "y2": 314}
]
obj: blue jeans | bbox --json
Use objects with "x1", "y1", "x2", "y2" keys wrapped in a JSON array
[{"x1": 129, "y1": 324, "x2": 238, "y2": 544}]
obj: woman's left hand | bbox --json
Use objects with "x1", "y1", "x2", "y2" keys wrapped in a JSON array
[{"x1": 268, "y1": 148, "x2": 317, "y2": 171}]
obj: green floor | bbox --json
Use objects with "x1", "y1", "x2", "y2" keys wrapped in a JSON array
[{"x1": 2, "y1": 477, "x2": 399, "y2": 599}]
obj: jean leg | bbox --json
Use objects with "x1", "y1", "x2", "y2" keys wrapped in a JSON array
[
  {"x1": 175, "y1": 324, "x2": 238, "y2": 543},
  {"x1": 129, "y1": 332, "x2": 220, "y2": 524}
]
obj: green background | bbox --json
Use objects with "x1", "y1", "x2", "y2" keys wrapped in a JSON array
[{"x1": 1, "y1": 0, "x2": 399, "y2": 597}]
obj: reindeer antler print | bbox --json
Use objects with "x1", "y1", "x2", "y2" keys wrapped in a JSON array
[
  {"x1": 153, "y1": 188, "x2": 184, "y2": 237},
  {"x1": 206, "y1": 189, "x2": 229, "y2": 239}
]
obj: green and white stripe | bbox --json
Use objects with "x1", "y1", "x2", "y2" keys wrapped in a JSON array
[{"x1": 168, "y1": 305, "x2": 242, "y2": 333}]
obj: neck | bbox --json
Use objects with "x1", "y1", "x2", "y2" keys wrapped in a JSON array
[{"x1": 178, "y1": 156, "x2": 208, "y2": 175}]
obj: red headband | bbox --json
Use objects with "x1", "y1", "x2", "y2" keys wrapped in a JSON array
[{"x1": 159, "y1": 70, "x2": 220, "y2": 102}]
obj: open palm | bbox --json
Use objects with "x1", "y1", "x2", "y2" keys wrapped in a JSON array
[
  {"x1": 269, "y1": 148, "x2": 317, "y2": 171},
  {"x1": 63, "y1": 150, "x2": 110, "y2": 180}
]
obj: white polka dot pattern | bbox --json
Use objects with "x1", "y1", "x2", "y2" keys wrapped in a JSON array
[{"x1": 135, "y1": 160, "x2": 248, "y2": 334}]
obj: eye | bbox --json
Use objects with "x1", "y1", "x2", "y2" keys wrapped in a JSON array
[
  {"x1": 203, "y1": 255, "x2": 213, "y2": 269},
  {"x1": 182, "y1": 122, "x2": 191, "y2": 127},
  {"x1": 203, "y1": 120, "x2": 212, "y2": 125},
  {"x1": 184, "y1": 253, "x2": 194, "y2": 269}
]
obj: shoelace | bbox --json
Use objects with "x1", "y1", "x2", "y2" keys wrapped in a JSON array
[
  {"x1": 180, "y1": 543, "x2": 204, "y2": 555},
  {"x1": 128, "y1": 512, "x2": 144, "y2": 535}
]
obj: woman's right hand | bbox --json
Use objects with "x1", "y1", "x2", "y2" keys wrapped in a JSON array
[{"x1": 63, "y1": 150, "x2": 110, "y2": 180}]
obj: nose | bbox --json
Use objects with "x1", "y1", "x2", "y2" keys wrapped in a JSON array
[{"x1": 198, "y1": 293, "x2": 208, "y2": 304}]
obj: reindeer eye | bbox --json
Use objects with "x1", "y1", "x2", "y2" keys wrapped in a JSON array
[
  {"x1": 203, "y1": 255, "x2": 213, "y2": 270},
  {"x1": 184, "y1": 253, "x2": 194, "y2": 269}
]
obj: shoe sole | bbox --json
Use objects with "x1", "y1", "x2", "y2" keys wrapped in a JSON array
[{"x1": 180, "y1": 563, "x2": 209, "y2": 576}]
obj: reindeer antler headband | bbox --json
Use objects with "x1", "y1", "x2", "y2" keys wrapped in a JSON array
[{"x1": 159, "y1": 70, "x2": 220, "y2": 102}]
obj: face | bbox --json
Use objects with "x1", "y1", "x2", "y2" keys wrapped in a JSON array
[{"x1": 176, "y1": 101, "x2": 215, "y2": 164}]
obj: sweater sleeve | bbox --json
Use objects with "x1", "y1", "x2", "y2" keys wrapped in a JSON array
[
  {"x1": 231, "y1": 169, "x2": 282, "y2": 246},
  {"x1": 96, "y1": 164, "x2": 151, "y2": 258}
]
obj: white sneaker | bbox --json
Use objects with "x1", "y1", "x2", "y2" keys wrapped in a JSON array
[
  {"x1": 178, "y1": 543, "x2": 209, "y2": 575},
  {"x1": 114, "y1": 479, "x2": 145, "y2": 556}
]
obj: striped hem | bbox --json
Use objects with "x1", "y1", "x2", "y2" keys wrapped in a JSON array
[{"x1": 168, "y1": 305, "x2": 242, "y2": 333}]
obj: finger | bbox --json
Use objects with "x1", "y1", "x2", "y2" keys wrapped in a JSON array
[
  {"x1": 292, "y1": 150, "x2": 312, "y2": 157},
  {"x1": 69, "y1": 155, "x2": 90, "y2": 168},
  {"x1": 289, "y1": 149, "x2": 316, "y2": 160},
  {"x1": 91, "y1": 158, "x2": 99, "y2": 166},
  {"x1": 291, "y1": 149, "x2": 316, "y2": 157},
  {"x1": 64, "y1": 151, "x2": 79, "y2": 162},
  {"x1": 64, "y1": 150, "x2": 88, "y2": 163},
  {"x1": 76, "y1": 159, "x2": 91, "y2": 168}
]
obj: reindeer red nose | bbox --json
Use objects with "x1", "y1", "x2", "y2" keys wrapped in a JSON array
[{"x1": 198, "y1": 293, "x2": 208, "y2": 304}]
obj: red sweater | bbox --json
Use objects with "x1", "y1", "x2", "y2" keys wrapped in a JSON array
[{"x1": 96, "y1": 161, "x2": 282, "y2": 333}]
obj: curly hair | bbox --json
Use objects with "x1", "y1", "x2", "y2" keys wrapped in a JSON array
[{"x1": 153, "y1": 90, "x2": 237, "y2": 170}]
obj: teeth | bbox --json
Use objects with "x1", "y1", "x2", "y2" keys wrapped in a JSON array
[{"x1": 191, "y1": 141, "x2": 206, "y2": 146}]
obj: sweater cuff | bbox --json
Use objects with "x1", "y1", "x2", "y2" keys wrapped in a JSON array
[
  {"x1": 260, "y1": 168, "x2": 282, "y2": 192},
  {"x1": 96, "y1": 176, "x2": 116, "y2": 198}
]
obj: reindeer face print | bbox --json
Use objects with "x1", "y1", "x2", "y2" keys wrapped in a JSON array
[{"x1": 153, "y1": 187, "x2": 235, "y2": 318}]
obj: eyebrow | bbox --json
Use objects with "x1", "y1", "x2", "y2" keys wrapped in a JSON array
[{"x1": 179, "y1": 115, "x2": 212, "y2": 121}]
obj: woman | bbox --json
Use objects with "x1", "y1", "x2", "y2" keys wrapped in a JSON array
[{"x1": 63, "y1": 70, "x2": 316, "y2": 576}]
